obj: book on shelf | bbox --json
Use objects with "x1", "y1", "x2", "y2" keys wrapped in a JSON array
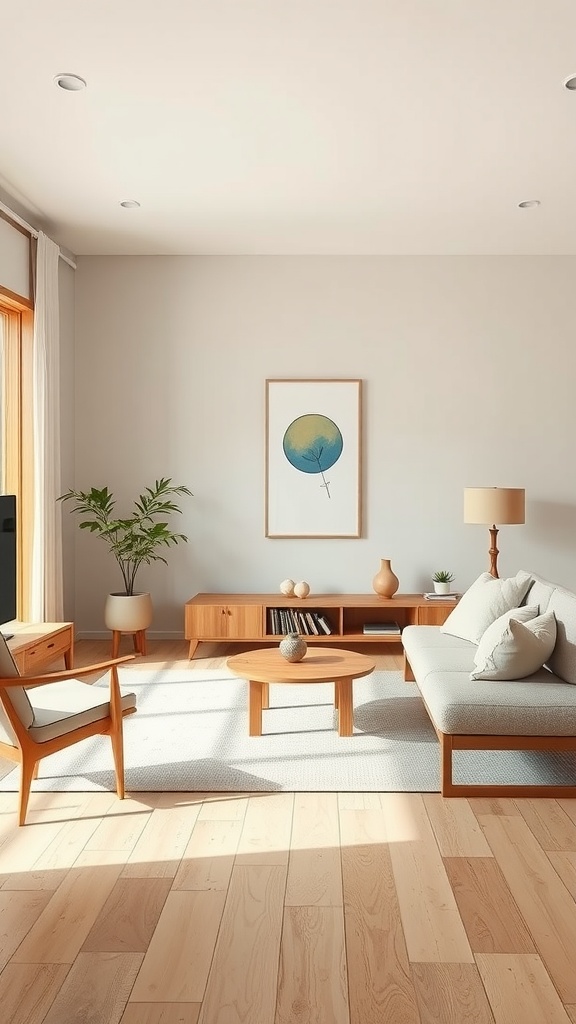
[
  {"x1": 362, "y1": 621, "x2": 401, "y2": 635},
  {"x1": 423, "y1": 592, "x2": 459, "y2": 600},
  {"x1": 316, "y1": 614, "x2": 332, "y2": 635}
]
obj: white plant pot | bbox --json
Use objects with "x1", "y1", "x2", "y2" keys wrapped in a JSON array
[
  {"x1": 104, "y1": 592, "x2": 153, "y2": 632},
  {"x1": 433, "y1": 581, "x2": 452, "y2": 595}
]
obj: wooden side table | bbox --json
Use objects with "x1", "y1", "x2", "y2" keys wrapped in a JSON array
[{"x1": 6, "y1": 622, "x2": 74, "y2": 674}]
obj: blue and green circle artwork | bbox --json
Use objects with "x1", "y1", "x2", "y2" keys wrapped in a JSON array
[{"x1": 283, "y1": 414, "x2": 343, "y2": 475}]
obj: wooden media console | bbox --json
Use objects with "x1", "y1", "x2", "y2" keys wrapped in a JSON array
[{"x1": 184, "y1": 593, "x2": 455, "y2": 659}]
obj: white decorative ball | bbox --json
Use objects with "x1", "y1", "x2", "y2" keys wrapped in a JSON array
[
  {"x1": 280, "y1": 578, "x2": 295, "y2": 596},
  {"x1": 294, "y1": 581, "x2": 310, "y2": 599}
]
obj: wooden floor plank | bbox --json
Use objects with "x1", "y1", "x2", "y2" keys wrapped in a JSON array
[
  {"x1": 515, "y1": 799, "x2": 576, "y2": 851},
  {"x1": 443, "y1": 857, "x2": 534, "y2": 953},
  {"x1": 276, "y1": 906, "x2": 349, "y2": 1024},
  {"x1": 236, "y1": 792, "x2": 294, "y2": 866},
  {"x1": 130, "y1": 890, "x2": 227, "y2": 1002},
  {"x1": 468, "y1": 798, "x2": 520, "y2": 817},
  {"x1": 423, "y1": 795, "x2": 493, "y2": 857},
  {"x1": 0, "y1": 890, "x2": 53, "y2": 970},
  {"x1": 198, "y1": 865, "x2": 287, "y2": 1024},
  {"x1": 81, "y1": 877, "x2": 172, "y2": 952},
  {"x1": 565, "y1": 1008, "x2": 576, "y2": 1024},
  {"x1": 41, "y1": 951, "x2": 143, "y2": 1024},
  {"x1": 11, "y1": 850, "x2": 124, "y2": 965},
  {"x1": 0, "y1": 963, "x2": 70, "y2": 1024},
  {"x1": 285, "y1": 793, "x2": 342, "y2": 907},
  {"x1": 84, "y1": 797, "x2": 152, "y2": 852},
  {"x1": 382, "y1": 794, "x2": 474, "y2": 963},
  {"x1": 475, "y1": 953, "x2": 573, "y2": 1024},
  {"x1": 120, "y1": 1006, "x2": 201, "y2": 1023},
  {"x1": 479, "y1": 813, "x2": 576, "y2": 1002},
  {"x1": 172, "y1": 819, "x2": 242, "y2": 891},
  {"x1": 121, "y1": 795, "x2": 202, "y2": 878},
  {"x1": 340, "y1": 808, "x2": 419, "y2": 1024},
  {"x1": 197, "y1": 794, "x2": 249, "y2": 820},
  {"x1": 547, "y1": 851, "x2": 576, "y2": 900},
  {"x1": 411, "y1": 963, "x2": 496, "y2": 1024}
]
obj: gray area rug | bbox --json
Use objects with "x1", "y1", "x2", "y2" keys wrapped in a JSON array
[{"x1": 1, "y1": 668, "x2": 574, "y2": 793}]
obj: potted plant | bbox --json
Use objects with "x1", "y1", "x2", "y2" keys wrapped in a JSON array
[
  {"x1": 59, "y1": 478, "x2": 192, "y2": 636},
  {"x1": 432, "y1": 569, "x2": 455, "y2": 595}
]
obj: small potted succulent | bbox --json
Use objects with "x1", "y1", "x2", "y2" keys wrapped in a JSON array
[{"x1": 432, "y1": 570, "x2": 455, "y2": 595}]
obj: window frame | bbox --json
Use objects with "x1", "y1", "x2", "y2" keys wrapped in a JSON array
[{"x1": 0, "y1": 287, "x2": 33, "y2": 620}]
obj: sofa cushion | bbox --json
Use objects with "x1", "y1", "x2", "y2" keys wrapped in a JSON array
[
  {"x1": 417, "y1": 666, "x2": 576, "y2": 736},
  {"x1": 440, "y1": 571, "x2": 532, "y2": 644},
  {"x1": 545, "y1": 585, "x2": 576, "y2": 686},
  {"x1": 471, "y1": 610, "x2": 556, "y2": 681},
  {"x1": 521, "y1": 572, "x2": 555, "y2": 615}
]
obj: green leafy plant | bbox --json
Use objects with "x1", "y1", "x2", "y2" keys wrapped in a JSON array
[
  {"x1": 58, "y1": 478, "x2": 193, "y2": 596},
  {"x1": 432, "y1": 569, "x2": 455, "y2": 583}
]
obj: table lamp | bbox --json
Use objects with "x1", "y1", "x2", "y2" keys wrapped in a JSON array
[{"x1": 463, "y1": 487, "x2": 525, "y2": 578}]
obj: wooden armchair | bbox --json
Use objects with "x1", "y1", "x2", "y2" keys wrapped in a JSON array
[{"x1": 0, "y1": 633, "x2": 137, "y2": 825}]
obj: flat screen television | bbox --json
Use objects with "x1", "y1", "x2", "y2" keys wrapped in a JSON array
[{"x1": 0, "y1": 494, "x2": 17, "y2": 626}]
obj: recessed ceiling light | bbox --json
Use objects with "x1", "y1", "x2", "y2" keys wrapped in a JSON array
[
  {"x1": 120, "y1": 200, "x2": 141, "y2": 208},
  {"x1": 563, "y1": 74, "x2": 576, "y2": 90},
  {"x1": 54, "y1": 73, "x2": 87, "y2": 91},
  {"x1": 518, "y1": 200, "x2": 541, "y2": 208}
]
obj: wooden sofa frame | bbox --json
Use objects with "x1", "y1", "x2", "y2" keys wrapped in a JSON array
[{"x1": 404, "y1": 653, "x2": 576, "y2": 798}]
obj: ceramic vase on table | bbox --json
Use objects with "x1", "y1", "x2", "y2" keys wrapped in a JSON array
[
  {"x1": 279, "y1": 632, "x2": 307, "y2": 662},
  {"x1": 372, "y1": 559, "x2": 399, "y2": 598}
]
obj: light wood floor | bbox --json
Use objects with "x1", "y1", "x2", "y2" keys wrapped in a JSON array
[{"x1": 1, "y1": 640, "x2": 576, "y2": 1024}]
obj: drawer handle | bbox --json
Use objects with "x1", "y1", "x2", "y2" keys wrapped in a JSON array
[{"x1": 47, "y1": 642, "x2": 55, "y2": 649}]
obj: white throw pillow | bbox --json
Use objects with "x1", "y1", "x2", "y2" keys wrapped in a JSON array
[
  {"x1": 472, "y1": 605, "x2": 539, "y2": 665},
  {"x1": 440, "y1": 571, "x2": 532, "y2": 644},
  {"x1": 471, "y1": 610, "x2": 557, "y2": 681}
]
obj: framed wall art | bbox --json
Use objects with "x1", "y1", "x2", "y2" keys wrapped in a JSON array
[{"x1": 265, "y1": 378, "x2": 362, "y2": 538}]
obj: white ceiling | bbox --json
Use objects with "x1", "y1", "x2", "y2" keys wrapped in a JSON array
[{"x1": 2, "y1": 0, "x2": 576, "y2": 255}]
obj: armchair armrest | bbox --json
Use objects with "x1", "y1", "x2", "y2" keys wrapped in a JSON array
[{"x1": 0, "y1": 654, "x2": 136, "y2": 688}]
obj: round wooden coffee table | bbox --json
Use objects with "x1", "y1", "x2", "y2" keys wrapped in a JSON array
[{"x1": 227, "y1": 646, "x2": 376, "y2": 737}]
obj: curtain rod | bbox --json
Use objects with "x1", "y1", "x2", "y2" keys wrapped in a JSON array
[{"x1": 0, "y1": 200, "x2": 77, "y2": 270}]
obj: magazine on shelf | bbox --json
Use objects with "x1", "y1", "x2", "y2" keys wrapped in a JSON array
[
  {"x1": 362, "y1": 621, "x2": 401, "y2": 635},
  {"x1": 423, "y1": 592, "x2": 459, "y2": 600}
]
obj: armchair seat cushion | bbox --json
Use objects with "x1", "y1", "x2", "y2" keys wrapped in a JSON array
[{"x1": 28, "y1": 678, "x2": 136, "y2": 743}]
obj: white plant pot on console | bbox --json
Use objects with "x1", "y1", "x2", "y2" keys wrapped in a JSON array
[
  {"x1": 433, "y1": 582, "x2": 452, "y2": 595},
  {"x1": 104, "y1": 592, "x2": 153, "y2": 633}
]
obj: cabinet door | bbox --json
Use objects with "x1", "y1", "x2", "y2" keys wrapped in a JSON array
[
  {"x1": 226, "y1": 605, "x2": 262, "y2": 639},
  {"x1": 417, "y1": 605, "x2": 453, "y2": 626},
  {"x1": 190, "y1": 605, "x2": 230, "y2": 639}
]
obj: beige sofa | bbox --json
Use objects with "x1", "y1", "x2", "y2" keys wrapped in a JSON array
[{"x1": 402, "y1": 571, "x2": 576, "y2": 797}]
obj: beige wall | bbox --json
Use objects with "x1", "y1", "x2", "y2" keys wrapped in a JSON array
[{"x1": 72, "y1": 255, "x2": 576, "y2": 636}]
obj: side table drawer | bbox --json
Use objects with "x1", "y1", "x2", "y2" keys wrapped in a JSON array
[{"x1": 21, "y1": 628, "x2": 73, "y2": 674}]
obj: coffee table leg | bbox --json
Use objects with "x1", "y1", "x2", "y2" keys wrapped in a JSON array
[
  {"x1": 249, "y1": 680, "x2": 263, "y2": 736},
  {"x1": 261, "y1": 682, "x2": 269, "y2": 709},
  {"x1": 337, "y1": 677, "x2": 353, "y2": 736},
  {"x1": 334, "y1": 682, "x2": 339, "y2": 709}
]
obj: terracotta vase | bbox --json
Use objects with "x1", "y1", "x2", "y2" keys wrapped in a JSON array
[{"x1": 372, "y1": 559, "x2": 399, "y2": 598}]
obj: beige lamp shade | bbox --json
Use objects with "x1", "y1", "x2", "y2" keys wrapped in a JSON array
[{"x1": 464, "y1": 487, "x2": 525, "y2": 526}]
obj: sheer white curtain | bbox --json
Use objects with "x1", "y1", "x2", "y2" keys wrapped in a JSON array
[{"x1": 30, "y1": 231, "x2": 63, "y2": 621}]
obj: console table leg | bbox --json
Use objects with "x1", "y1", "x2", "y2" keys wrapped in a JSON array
[
  {"x1": 337, "y1": 677, "x2": 353, "y2": 737},
  {"x1": 249, "y1": 680, "x2": 263, "y2": 736},
  {"x1": 188, "y1": 639, "x2": 199, "y2": 659}
]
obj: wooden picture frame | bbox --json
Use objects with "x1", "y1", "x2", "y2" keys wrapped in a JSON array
[{"x1": 265, "y1": 378, "x2": 362, "y2": 538}]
